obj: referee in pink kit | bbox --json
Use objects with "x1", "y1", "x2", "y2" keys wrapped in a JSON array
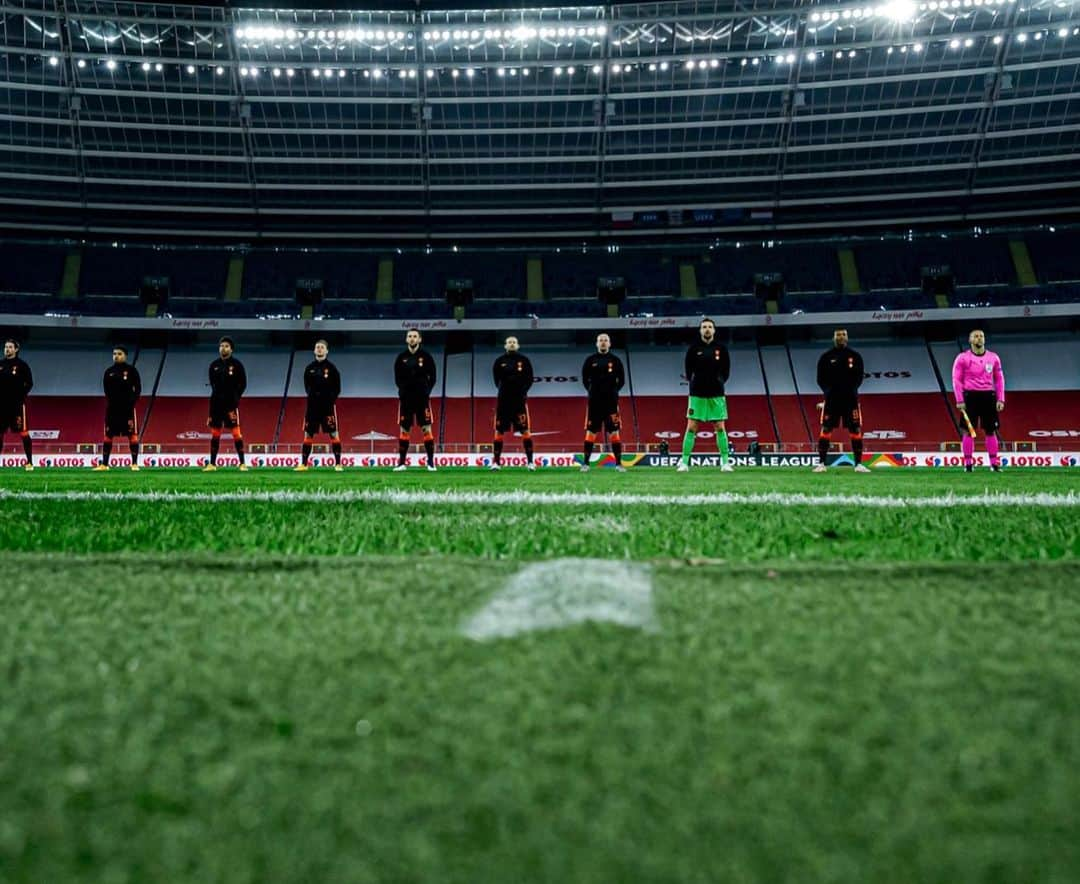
[{"x1": 951, "y1": 329, "x2": 1006, "y2": 472}]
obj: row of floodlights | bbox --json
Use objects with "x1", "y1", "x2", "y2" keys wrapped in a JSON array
[
  {"x1": 43, "y1": 28, "x2": 1080, "y2": 75},
  {"x1": 810, "y1": 0, "x2": 1014, "y2": 22},
  {"x1": 234, "y1": 25, "x2": 608, "y2": 42}
]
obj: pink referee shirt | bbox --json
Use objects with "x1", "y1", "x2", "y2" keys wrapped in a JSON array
[{"x1": 952, "y1": 349, "x2": 1005, "y2": 404}]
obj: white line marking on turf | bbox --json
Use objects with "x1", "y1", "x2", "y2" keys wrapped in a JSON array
[
  {"x1": 461, "y1": 559, "x2": 657, "y2": 641},
  {"x1": 1, "y1": 489, "x2": 1078, "y2": 508}
]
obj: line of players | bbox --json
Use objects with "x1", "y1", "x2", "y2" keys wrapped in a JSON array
[{"x1": 0, "y1": 323, "x2": 1005, "y2": 471}]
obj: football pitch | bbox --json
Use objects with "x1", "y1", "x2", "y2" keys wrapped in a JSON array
[{"x1": 1, "y1": 467, "x2": 1079, "y2": 882}]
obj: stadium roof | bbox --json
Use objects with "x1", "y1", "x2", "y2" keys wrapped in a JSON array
[{"x1": 1, "y1": 0, "x2": 1079, "y2": 241}]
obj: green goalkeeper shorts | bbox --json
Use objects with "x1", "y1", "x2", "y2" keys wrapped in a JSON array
[{"x1": 687, "y1": 395, "x2": 728, "y2": 422}]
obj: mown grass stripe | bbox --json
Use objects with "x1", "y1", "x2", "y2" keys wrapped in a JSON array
[{"x1": 2, "y1": 488, "x2": 1078, "y2": 507}]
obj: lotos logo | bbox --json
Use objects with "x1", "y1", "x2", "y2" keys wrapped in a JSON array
[
  {"x1": 1028, "y1": 430, "x2": 1080, "y2": 437},
  {"x1": 1059, "y1": 456, "x2": 1078, "y2": 467},
  {"x1": 863, "y1": 430, "x2": 907, "y2": 440},
  {"x1": 863, "y1": 371, "x2": 913, "y2": 380},
  {"x1": 532, "y1": 376, "x2": 579, "y2": 383}
]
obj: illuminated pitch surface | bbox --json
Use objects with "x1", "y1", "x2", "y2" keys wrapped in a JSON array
[{"x1": 1, "y1": 468, "x2": 1078, "y2": 883}]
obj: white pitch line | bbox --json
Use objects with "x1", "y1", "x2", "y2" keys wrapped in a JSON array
[
  {"x1": 462, "y1": 559, "x2": 657, "y2": 641},
  {"x1": 0, "y1": 488, "x2": 1078, "y2": 508}
]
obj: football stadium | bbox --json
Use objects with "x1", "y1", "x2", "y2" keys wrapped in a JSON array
[{"x1": 2, "y1": 0, "x2": 1080, "y2": 879}]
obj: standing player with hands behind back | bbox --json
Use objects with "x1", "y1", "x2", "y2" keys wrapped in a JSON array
[
  {"x1": 814, "y1": 329, "x2": 870, "y2": 473},
  {"x1": 0, "y1": 338, "x2": 34, "y2": 470},
  {"x1": 678, "y1": 318, "x2": 732, "y2": 472},
  {"x1": 581, "y1": 333, "x2": 625, "y2": 472},
  {"x1": 95, "y1": 346, "x2": 142, "y2": 471},
  {"x1": 952, "y1": 328, "x2": 1005, "y2": 472},
  {"x1": 394, "y1": 329, "x2": 437, "y2": 472},
  {"x1": 205, "y1": 336, "x2": 248, "y2": 472}
]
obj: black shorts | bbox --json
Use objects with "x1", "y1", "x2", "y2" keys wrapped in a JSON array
[
  {"x1": 0, "y1": 404, "x2": 26, "y2": 434},
  {"x1": 585, "y1": 397, "x2": 621, "y2": 435},
  {"x1": 399, "y1": 395, "x2": 432, "y2": 430},
  {"x1": 963, "y1": 390, "x2": 1000, "y2": 433},
  {"x1": 821, "y1": 395, "x2": 861, "y2": 433},
  {"x1": 495, "y1": 398, "x2": 529, "y2": 435},
  {"x1": 208, "y1": 404, "x2": 241, "y2": 430},
  {"x1": 105, "y1": 407, "x2": 137, "y2": 439},
  {"x1": 304, "y1": 406, "x2": 339, "y2": 438}
]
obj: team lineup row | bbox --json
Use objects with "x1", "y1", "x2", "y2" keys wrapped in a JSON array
[{"x1": 0, "y1": 322, "x2": 1006, "y2": 472}]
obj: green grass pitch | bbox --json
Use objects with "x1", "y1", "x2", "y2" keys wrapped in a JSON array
[{"x1": 1, "y1": 467, "x2": 1079, "y2": 882}]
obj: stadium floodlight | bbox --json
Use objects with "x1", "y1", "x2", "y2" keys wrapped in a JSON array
[
  {"x1": 186, "y1": 64, "x2": 196, "y2": 74},
  {"x1": 154, "y1": 63, "x2": 163, "y2": 71},
  {"x1": 881, "y1": 0, "x2": 918, "y2": 21},
  {"x1": 286, "y1": 68, "x2": 294, "y2": 77},
  {"x1": 450, "y1": 68, "x2": 459, "y2": 77},
  {"x1": 249, "y1": 67, "x2": 258, "y2": 77},
  {"x1": 659, "y1": 61, "x2": 669, "y2": 71},
  {"x1": 554, "y1": 66, "x2": 563, "y2": 75},
  {"x1": 509, "y1": 68, "x2": 517, "y2": 76},
  {"x1": 741, "y1": 57, "x2": 748, "y2": 65},
  {"x1": 806, "y1": 50, "x2": 818, "y2": 60},
  {"x1": 398, "y1": 68, "x2": 406, "y2": 78},
  {"x1": 596, "y1": 64, "x2": 605, "y2": 73},
  {"x1": 522, "y1": 67, "x2": 530, "y2": 75},
  {"x1": 685, "y1": 59, "x2": 695, "y2": 69},
  {"x1": 286, "y1": 28, "x2": 296, "y2": 40},
  {"x1": 848, "y1": 49, "x2": 857, "y2": 57},
  {"x1": 1033, "y1": 31, "x2": 1042, "y2": 40},
  {"x1": 425, "y1": 68, "x2": 434, "y2": 78},
  {"x1": 465, "y1": 67, "x2": 475, "y2": 77},
  {"x1": 699, "y1": 59, "x2": 708, "y2": 68},
  {"x1": 567, "y1": 65, "x2": 576, "y2": 74},
  {"x1": 597, "y1": 24, "x2": 607, "y2": 35},
  {"x1": 106, "y1": 59, "x2": 117, "y2": 70},
  {"x1": 272, "y1": 67, "x2": 280, "y2": 77},
  {"x1": 949, "y1": 38, "x2": 960, "y2": 48},
  {"x1": 913, "y1": 41, "x2": 923, "y2": 51},
  {"x1": 497, "y1": 67, "x2": 505, "y2": 76},
  {"x1": 611, "y1": 63, "x2": 621, "y2": 73},
  {"x1": 963, "y1": 37, "x2": 974, "y2": 46},
  {"x1": 1058, "y1": 28, "x2": 1068, "y2": 38},
  {"x1": 142, "y1": 61, "x2": 151, "y2": 71},
  {"x1": 311, "y1": 68, "x2": 320, "y2": 77},
  {"x1": 710, "y1": 58, "x2": 720, "y2": 67},
  {"x1": 992, "y1": 34, "x2": 1003, "y2": 44},
  {"x1": 48, "y1": 56, "x2": 59, "y2": 66},
  {"x1": 240, "y1": 66, "x2": 249, "y2": 75},
  {"x1": 752, "y1": 57, "x2": 760, "y2": 65},
  {"x1": 372, "y1": 68, "x2": 382, "y2": 79},
  {"x1": 215, "y1": 65, "x2": 224, "y2": 75},
  {"x1": 785, "y1": 53, "x2": 796, "y2": 63},
  {"x1": 77, "y1": 59, "x2": 86, "y2": 68},
  {"x1": 1016, "y1": 32, "x2": 1026, "y2": 42}
]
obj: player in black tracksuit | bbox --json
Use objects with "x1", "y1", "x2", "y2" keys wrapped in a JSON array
[
  {"x1": 490, "y1": 336, "x2": 535, "y2": 470},
  {"x1": 581, "y1": 332, "x2": 626, "y2": 471},
  {"x1": 99, "y1": 346, "x2": 142, "y2": 469},
  {"x1": 0, "y1": 338, "x2": 34, "y2": 469},
  {"x1": 393, "y1": 328, "x2": 437, "y2": 470},
  {"x1": 206, "y1": 336, "x2": 247, "y2": 470},
  {"x1": 299, "y1": 339, "x2": 343, "y2": 470},
  {"x1": 815, "y1": 328, "x2": 867, "y2": 471}
]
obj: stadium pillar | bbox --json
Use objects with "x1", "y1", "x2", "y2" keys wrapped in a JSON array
[
  {"x1": 225, "y1": 256, "x2": 244, "y2": 301},
  {"x1": 1008, "y1": 239, "x2": 1038, "y2": 287},
  {"x1": 376, "y1": 259, "x2": 394, "y2": 303},
  {"x1": 59, "y1": 250, "x2": 81, "y2": 298},
  {"x1": 526, "y1": 257, "x2": 544, "y2": 301},
  {"x1": 678, "y1": 263, "x2": 698, "y2": 298},
  {"x1": 838, "y1": 248, "x2": 862, "y2": 294}
]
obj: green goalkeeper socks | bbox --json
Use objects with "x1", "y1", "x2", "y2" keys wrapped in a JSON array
[
  {"x1": 681, "y1": 430, "x2": 696, "y2": 465},
  {"x1": 717, "y1": 430, "x2": 730, "y2": 467}
]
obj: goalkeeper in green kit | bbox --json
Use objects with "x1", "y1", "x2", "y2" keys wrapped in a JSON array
[{"x1": 678, "y1": 318, "x2": 733, "y2": 472}]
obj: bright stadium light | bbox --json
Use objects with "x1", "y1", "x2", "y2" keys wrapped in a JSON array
[
  {"x1": 272, "y1": 67, "x2": 280, "y2": 77},
  {"x1": 141, "y1": 61, "x2": 151, "y2": 71},
  {"x1": 567, "y1": 65, "x2": 575, "y2": 74},
  {"x1": 659, "y1": 61, "x2": 669, "y2": 71},
  {"x1": 465, "y1": 67, "x2": 475, "y2": 77},
  {"x1": 285, "y1": 68, "x2": 294, "y2": 77},
  {"x1": 48, "y1": 56, "x2": 59, "y2": 66},
  {"x1": 425, "y1": 68, "x2": 434, "y2": 78},
  {"x1": 710, "y1": 58, "x2": 720, "y2": 67},
  {"x1": 881, "y1": 0, "x2": 918, "y2": 21},
  {"x1": 949, "y1": 38, "x2": 960, "y2": 48},
  {"x1": 77, "y1": 59, "x2": 86, "y2": 68},
  {"x1": 215, "y1": 65, "x2": 224, "y2": 75},
  {"x1": 1058, "y1": 27, "x2": 1068, "y2": 37},
  {"x1": 186, "y1": 64, "x2": 196, "y2": 74},
  {"x1": 154, "y1": 62, "x2": 163, "y2": 71},
  {"x1": 311, "y1": 68, "x2": 320, "y2": 77},
  {"x1": 594, "y1": 64, "x2": 604, "y2": 73},
  {"x1": 685, "y1": 59, "x2": 695, "y2": 69},
  {"x1": 105, "y1": 59, "x2": 117, "y2": 70},
  {"x1": 698, "y1": 59, "x2": 708, "y2": 68},
  {"x1": 497, "y1": 67, "x2": 505, "y2": 76},
  {"x1": 992, "y1": 34, "x2": 1003, "y2": 44},
  {"x1": 323, "y1": 68, "x2": 332, "y2": 77},
  {"x1": 611, "y1": 63, "x2": 621, "y2": 73},
  {"x1": 554, "y1": 66, "x2": 563, "y2": 75},
  {"x1": 963, "y1": 37, "x2": 974, "y2": 46},
  {"x1": 372, "y1": 68, "x2": 382, "y2": 79},
  {"x1": 1016, "y1": 32, "x2": 1027, "y2": 42},
  {"x1": 913, "y1": 41, "x2": 923, "y2": 51}
]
